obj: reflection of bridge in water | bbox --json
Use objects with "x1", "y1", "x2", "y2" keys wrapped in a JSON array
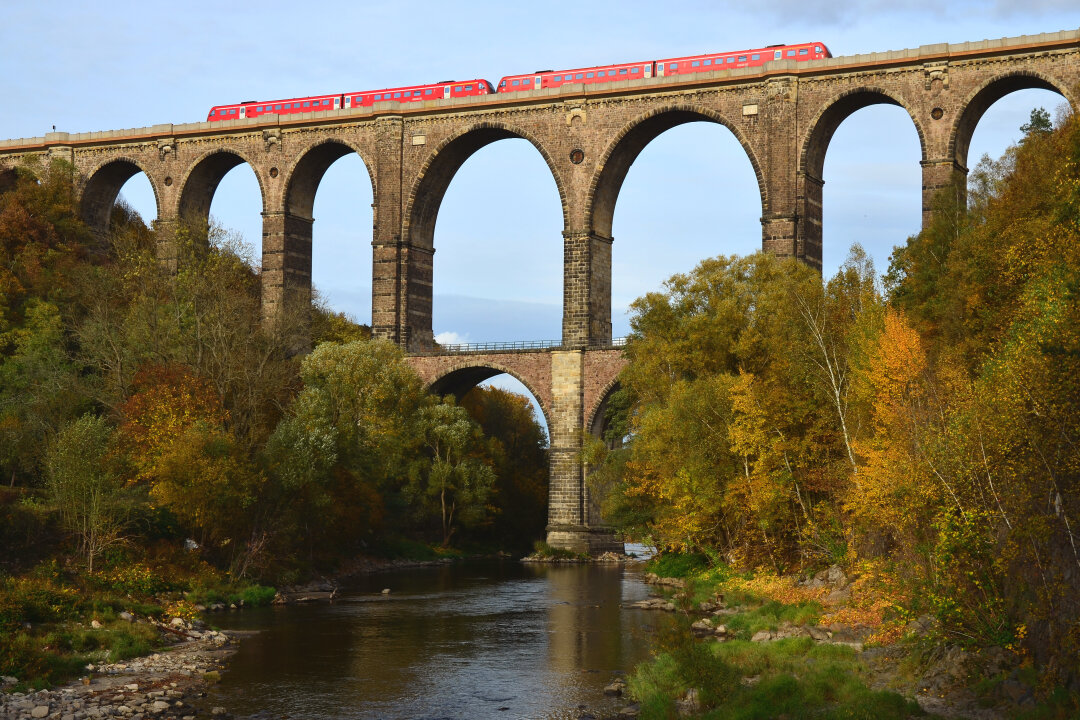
[
  {"x1": 2, "y1": 30, "x2": 1077, "y2": 550},
  {"x1": 406, "y1": 342, "x2": 628, "y2": 554}
]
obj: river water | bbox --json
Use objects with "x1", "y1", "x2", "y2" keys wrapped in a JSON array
[{"x1": 198, "y1": 554, "x2": 669, "y2": 719}]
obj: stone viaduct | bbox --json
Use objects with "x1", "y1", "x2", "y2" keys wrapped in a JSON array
[{"x1": 1, "y1": 29, "x2": 1078, "y2": 552}]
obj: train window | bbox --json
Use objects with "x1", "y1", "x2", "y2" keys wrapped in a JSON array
[
  {"x1": 464, "y1": 85, "x2": 472, "y2": 90},
  {"x1": 631, "y1": 67, "x2": 639, "y2": 73},
  {"x1": 752, "y1": 54, "x2": 760, "y2": 60},
  {"x1": 303, "y1": 102, "x2": 310, "y2": 107},
  {"x1": 425, "y1": 89, "x2": 433, "y2": 95},
  {"x1": 786, "y1": 50, "x2": 795, "y2": 57},
  {"x1": 703, "y1": 59, "x2": 711, "y2": 65},
  {"x1": 799, "y1": 48, "x2": 808, "y2": 55},
  {"x1": 274, "y1": 105, "x2": 281, "y2": 110},
  {"x1": 815, "y1": 46, "x2": 822, "y2": 53},
  {"x1": 738, "y1": 56, "x2": 747, "y2": 62},
  {"x1": 691, "y1": 61, "x2": 700, "y2": 67},
  {"x1": 619, "y1": 68, "x2": 627, "y2": 75},
  {"x1": 726, "y1": 57, "x2": 735, "y2": 63},
  {"x1": 775, "y1": 51, "x2": 782, "y2": 59},
  {"x1": 393, "y1": 93, "x2": 401, "y2": 98},
  {"x1": 553, "y1": 75, "x2": 561, "y2": 81},
  {"x1": 512, "y1": 79, "x2": 520, "y2": 86},
  {"x1": 575, "y1": 73, "x2": 583, "y2": 79},
  {"x1": 668, "y1": 63, "x2": 677, "y2": 70}
]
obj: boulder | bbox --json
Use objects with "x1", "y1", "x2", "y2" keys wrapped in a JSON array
[{"x1": 690, "y1": 619, "x2": 714, "y2": 637}]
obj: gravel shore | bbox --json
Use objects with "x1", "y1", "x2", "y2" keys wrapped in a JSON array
[{"x1": 0, "y1": 625, "x2": 240, "y2": 720}]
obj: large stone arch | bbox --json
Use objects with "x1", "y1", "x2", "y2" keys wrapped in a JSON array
[
  {"x1": 402, "y1": 122, "x2": 570, "y2": 250},
  {"x1": 950, "y1": 70, "x2": 1077, "y2": 170},
  {"x1": 80, "y1": 157, "x2": 161, "y2": 237},
  {"x1": 425, "y1": 361, "x2": 553, "y2": 430},
  {"x1": 586, "y1": 104, "x2": 766, "y2": 240},
  {"x1": 281, "y1": 138, "x2": 377, "y2": 221},
  {"x1": 801, "y1": 86, "x2": 927, "y2": 183},
  {"x1": 798, "y1": 87, "x2": 927, "y2": 267},
  {"x1": 176, "y1": 148, "x2": 266, "y2": 223}
]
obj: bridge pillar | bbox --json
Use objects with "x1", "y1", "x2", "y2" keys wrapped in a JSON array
[
  {"x1": 261, "y1": 210, "x2": 312, "y2": 320},
  {"x1": 546, "y1": 349, "x2": 622, "y2": 554},
  {"x1": 562, "y1": 232, "x2": 612, "y2": 348},
  {"x1": 921, "y1": 157, "x2": 967, "y2": 226}
]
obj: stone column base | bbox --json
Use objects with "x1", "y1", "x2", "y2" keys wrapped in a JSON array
[{"x1": 546, "y1": 525, "x2": 624, "y2": 556}]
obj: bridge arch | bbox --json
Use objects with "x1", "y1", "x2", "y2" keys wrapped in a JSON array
[
  {"x1": 176, "y1": 148, "x2": 267, "y2": 223},
  {"x1": 586, "y1": 104, "x2": 765, "y2": 240},
  {"x1": 950, "y1": 70, "x2": 1078, "y2": 170},
  {"x1": 801, "y1": 87, "x2": 927, "y2": 183},
  {"x1": 403, "y1": 122, "x2": 570, "y2": 250},
  {"x1": 80, "y1": 157, "x2": 161, "y2": 237},
  {"x1": 586, "y1": 377, "x2": 623, "y2": 441},
  {"x1": 425, "y1": 361, "x2": 552, "y2": 430},
  {"x1": 281, "y1": 139, "x2": 376, "y2": 221}
]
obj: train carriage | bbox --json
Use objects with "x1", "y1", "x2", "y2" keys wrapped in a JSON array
[
  {"x1": 496, "y1": 61, "x2": 654, "y2": 93},
  {"x1": 347, "y1": 79, "x2": 492, "y2": 109},
  {"x1": 207, "y1": 94, "x2": 342, "y2": 121},
  {"x1": 655, "y1": 41, "x2": 829, "y2": 77}
]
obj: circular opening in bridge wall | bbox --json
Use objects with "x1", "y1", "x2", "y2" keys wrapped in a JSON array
[
  {"x1": 569, "y1": 149, "x2": 584, "y2": 164},
  {"x1": 432, "y1": 138, "x2": 563, "y2": 344},
  {"x1": 821, "y1": 104, "x2": 921, "y2": 279},
  {"x1": 610, "y1": 121, "x2": 761, "y2": 338}
]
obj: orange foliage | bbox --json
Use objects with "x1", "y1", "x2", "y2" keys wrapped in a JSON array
[{"x1": 118, "y1": 364, "x2": 228, "y2": 484}]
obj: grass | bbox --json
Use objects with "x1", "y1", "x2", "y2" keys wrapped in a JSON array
[
  {"x1": 627, "y1": 557, "x2": 921, "y2": 719},
  {"x1": 530, "y1": 541, "x2": 588, "y2": 561}
]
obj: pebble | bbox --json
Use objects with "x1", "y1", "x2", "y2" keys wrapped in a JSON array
[{"x1": 0, "y1": 630, "x2": 236, "y2": 720}]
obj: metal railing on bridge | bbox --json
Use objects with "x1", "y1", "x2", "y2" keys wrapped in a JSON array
[{"x1": 415, "y1": 337, "x2": 627, "y2": 355}]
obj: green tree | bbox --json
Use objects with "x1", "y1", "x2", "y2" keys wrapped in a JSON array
[
  {"x1": 406, "y1": 402, "x2": 495, "y2": 546},
  {"x1": 45, "y1": 415, "x2": 128, "y2": 573},
  {"x1": 460, "y1": 385, "x2": 548, "y2": 550}
]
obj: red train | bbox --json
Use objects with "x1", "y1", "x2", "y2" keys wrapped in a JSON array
[
  {"x1": 495, "y1": 41, "x2": 829, "y2": 92},
  {"x1": 207, "y1": 43, "x2": 829, "y2": 122}
]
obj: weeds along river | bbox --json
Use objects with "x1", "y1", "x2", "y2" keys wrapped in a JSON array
[{"x1": 195, "y1": 553, "x2": 670, "y2": 719}]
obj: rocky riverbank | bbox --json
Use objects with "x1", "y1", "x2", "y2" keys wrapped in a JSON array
[
  {"x1": 0, "y1": 619, "x2": 239, "y2": 720},
  {"x1": 613, "y1": 566, "x2": 1041, "y2": 719}
]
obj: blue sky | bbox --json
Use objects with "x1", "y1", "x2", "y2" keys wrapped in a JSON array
[{"x1": 1, "y1": 1, "x2": 1077, "y2": 416}]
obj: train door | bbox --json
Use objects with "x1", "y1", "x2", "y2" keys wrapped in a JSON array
[
  {"x1": 238, "y1": 107, "x2": 246, "y2": 119},
  {"x1": 334, "y1": 97, "x2": 341, "y2": 109},
  {"x1": 444, "y1": 86, "x2": 451, "y2": 99},
  {"x1": 644, "y1": 64, "x2": 652, "y2": 78}
]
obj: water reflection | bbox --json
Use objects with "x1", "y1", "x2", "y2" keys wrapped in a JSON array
[{"x1": 200, "y1": 560, "x2": 668, "y2": 719}]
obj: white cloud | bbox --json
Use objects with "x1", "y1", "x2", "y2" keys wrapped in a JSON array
[{"x1": 435, "y1": 331, "x2": 469, "y2": 345}]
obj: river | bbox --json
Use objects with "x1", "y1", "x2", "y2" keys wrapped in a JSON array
[{"x1": 197, "y1": 553, "x2": 669, "y2": 719}]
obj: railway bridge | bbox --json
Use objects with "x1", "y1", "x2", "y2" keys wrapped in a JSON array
[{"x1": 1, "y1": 29, "x2": 1078, "y2": 551}]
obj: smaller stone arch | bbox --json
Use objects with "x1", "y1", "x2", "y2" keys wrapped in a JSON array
[
  {"x1": 80, "y1": 157, "x2": 161, "y2": 237},
  {"x1": 402, "y1": 122, "x2": 571, "y2": 250},
  {"x1": 800, "y1": 86, "x2": 928, "y2": 183},
  {"x1": 426, "y1": 361, "x2": 552, "y2": 431},
  {"x1": 176, "y1": 147, "x2": 267, "y2": 224},
  {"x1": 281, "y1": 138, "x2": 377, "y2": 221},
  {"x1": 586, "y1": 104, "x2": 766, "y2": 240},
  {"x1": 0, "y1": 165, "x2": 18, "y2": 195},
  {"x1": 949, "y1": 70, "x2": 1078, "y2": 170},
  {"x1": 586, "y1": 378, "x2": 623, "y2": 442}
]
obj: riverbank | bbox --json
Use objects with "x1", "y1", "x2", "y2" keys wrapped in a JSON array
[
  {"x1": 0, "y1": 621, "x2": 239, "y2": 720},
  {"x1": 616, "y1": 560, "x2": 1068, "y2": 720}
]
